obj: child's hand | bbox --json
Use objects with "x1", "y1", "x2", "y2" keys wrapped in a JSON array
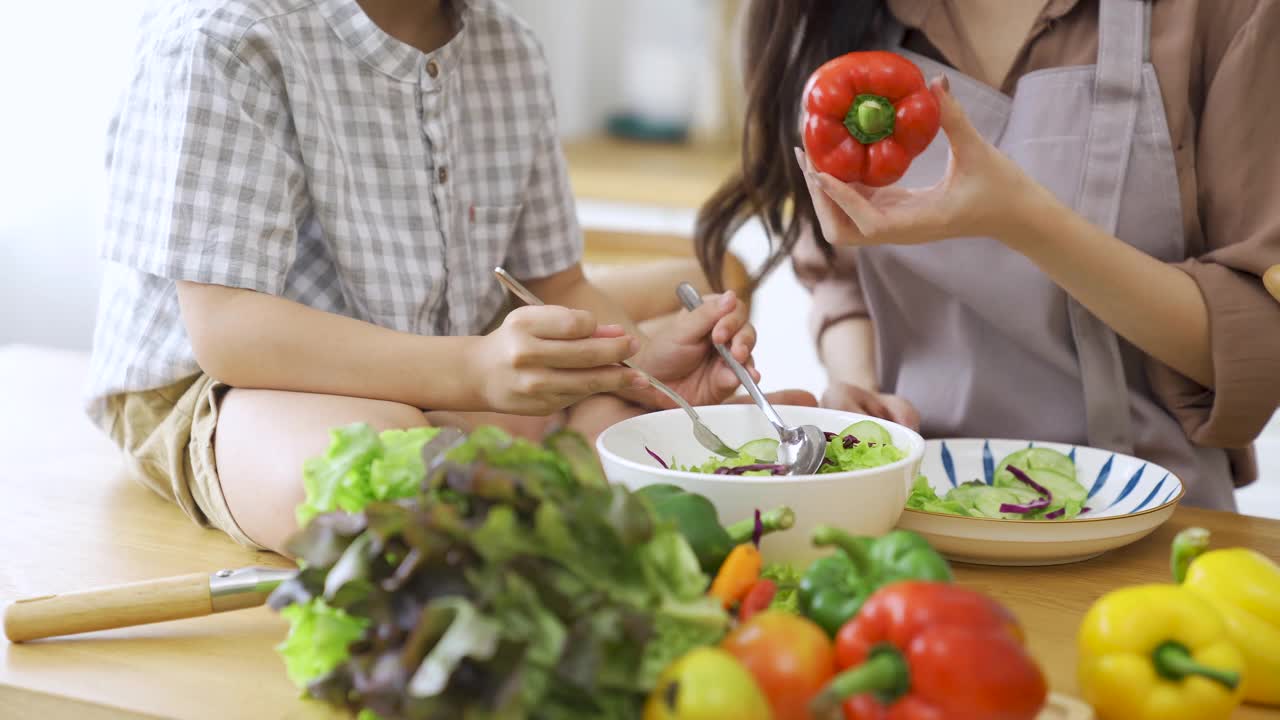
[
  {"x1": 627, "y1": 291, "x2": 758, "y2": 408},
  {"x1": 475, "y1": 306, "x2": 647, "y2": 415}
]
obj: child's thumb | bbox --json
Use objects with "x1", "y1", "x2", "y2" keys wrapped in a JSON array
[{"x1": 672, "y1": 292, "x2": 736, "y2": 343}]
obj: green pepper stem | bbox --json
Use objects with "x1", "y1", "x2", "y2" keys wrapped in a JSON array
[
  {"x1": 811, "y1": 525, "x2": 874, "y2": 577},
  {"x1": 810, "y1": 647, "x2": 910, "y2": 715},
  {"x1": 1152, "y1": 641, "x2": 1240, "y2": 690},
  {"x1": 726, "y1": 507, "x2": 795, "y2": 544},
  {"x1": 844, "y1": 93, "x2": 896, "y2": 144},
  {"x1": 1171, "y1": 527, "x2": 1211, "y2": 584}
]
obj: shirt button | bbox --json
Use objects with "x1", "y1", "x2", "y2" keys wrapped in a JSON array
[
  {"x1": 437, "y1": 166, "x2": 449, "y2": 184},
  {"x1": 426, "y1": 60, "x2": 439, "y2": 78}
]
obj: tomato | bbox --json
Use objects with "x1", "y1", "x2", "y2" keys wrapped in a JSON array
[
  {"x1": 643, "y1": 647, "x2": 773, "y2": 720},
  {"x1": 722, "y1": 610, "x2": 836, "y2": 720}
]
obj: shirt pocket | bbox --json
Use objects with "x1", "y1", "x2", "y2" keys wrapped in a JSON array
[{"x1": 467, "y1": 203, "x2": 523, "y2": 334}]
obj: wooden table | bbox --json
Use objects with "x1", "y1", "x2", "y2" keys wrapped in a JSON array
[{"x1": 2, "y1": 346, "x2": 1277, "y2": 719}]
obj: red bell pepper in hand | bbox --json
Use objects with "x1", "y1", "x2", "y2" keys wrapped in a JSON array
[
  {"x1": 802, "y1": 51, "x2": 940, "y2": 187},
  {"x1": 812, "y1": 581, "x2": 1047, "y2": 720}
]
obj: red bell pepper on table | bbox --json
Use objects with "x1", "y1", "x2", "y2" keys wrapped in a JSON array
[
  {"x1": 811, "y1": 581, "x2": 1048, "y2": 720},
  {"x1": 802, "y1": 51, "x2": 940, "y2": 187}
]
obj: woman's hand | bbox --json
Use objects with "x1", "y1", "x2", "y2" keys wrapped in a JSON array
[
  {"x1": 821, "y1": 381, "x2": 920, "y2": 431},
  {"x1": 475, "y1": 305, "x2": 646, "y2": 415},
  {"x1": 626, "y1": 291, "x2": 759, "y2": 408},
  {"x1": 794, "y1": 76, "x2": 1055, "y2": 249}
]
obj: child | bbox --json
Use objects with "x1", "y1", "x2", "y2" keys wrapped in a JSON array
[{"x1": 88, "y1": 0, "x2": 761, "y2": 554}]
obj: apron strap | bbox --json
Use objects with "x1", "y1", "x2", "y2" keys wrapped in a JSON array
[{"x1": 1067, "y1": 0, "x2": 1148, "y2": 454}]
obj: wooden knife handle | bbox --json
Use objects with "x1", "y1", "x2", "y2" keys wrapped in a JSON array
[{"x1": 4, "y1": 572, "x2": 212, "y2": 643}]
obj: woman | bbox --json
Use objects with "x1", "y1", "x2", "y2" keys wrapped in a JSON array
[{"x1": 697, "y1": 0, "x2": 1280, "y2": 509}]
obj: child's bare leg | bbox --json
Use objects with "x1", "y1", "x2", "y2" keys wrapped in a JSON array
[
  {"x1": 214, "y1": 388, "x2": 435, "y2": 555},
  {"x1": 422, "y1": 410, "x2": 564, "y2": 441}
]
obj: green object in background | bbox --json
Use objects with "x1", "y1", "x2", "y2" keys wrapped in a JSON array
[
  {"x1": 799, "y1": 526, "x2": 953, "y2": 636},
  {"x1": 606, "y1": 112, "x2": 690, "y2": 143},
  {"x1": 635, "y1": 484, "x2": 794, "y2": 574}
]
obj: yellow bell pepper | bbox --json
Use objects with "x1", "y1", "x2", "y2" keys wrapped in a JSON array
[
  {"x1": 1078, "y1": 584, "x2": 1245, "y2": 720},
  {"x1": 644, "y1": 647, "x2": 773, "y2": 720},
  {"x1": 1173, "y1": 526, "x2": 1280, "y2": 705}
]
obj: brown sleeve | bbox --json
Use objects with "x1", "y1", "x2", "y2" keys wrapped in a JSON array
[
  {"x1": 1148, "y1": 0, "x2": 1280, "y2": 449},
  {"x1": 791, "y1": 225, "x2": 868, "y2": 344}
]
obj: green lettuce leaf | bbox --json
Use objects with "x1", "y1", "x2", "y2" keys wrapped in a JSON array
[
  {"x1": 760, "y1": 562, "x2": 803, "y2": 613},
  {"x1": 296, "y1": 424, "x2": 440, "y2": 526},
  {"x1": 276, "y1": 598, "x2": 369, "y2": 688}
]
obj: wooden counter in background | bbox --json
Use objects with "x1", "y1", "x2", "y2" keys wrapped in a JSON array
[{"x1": 563, "y1": 135, "x2": 739, "y2": 210}]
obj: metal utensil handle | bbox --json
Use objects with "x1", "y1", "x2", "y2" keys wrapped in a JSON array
[
  {"x1": 675, "y1": 283, "x2": 789, "y2": 434},
  {"x1": 495, "y1": 267, "x2": 701, "y2": 419}
]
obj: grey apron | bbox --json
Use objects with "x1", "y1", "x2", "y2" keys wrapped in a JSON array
[{"x1": 857, "y1": 0, "x2": 1235, "y2": 508}]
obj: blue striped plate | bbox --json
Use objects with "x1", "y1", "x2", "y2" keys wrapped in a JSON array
[{"x1": 897, "y1": 438, "x2": 1185, "y2": 566}]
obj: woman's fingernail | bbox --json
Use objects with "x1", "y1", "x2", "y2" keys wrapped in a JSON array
[
  {"x1": 627, "y1": 338, "x2": 641, "y2": 354},
  {"x1": 719, "y1": 292, "x2": 736, "y2": 310},
  {"x1": 940, "y1": 75, "x2": 951, "y2": 93},
  {"x1": 631, "y1": 373, "x2": 650, "y2": 389}
]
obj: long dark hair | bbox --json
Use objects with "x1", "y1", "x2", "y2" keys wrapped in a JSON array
[{"x1": 695, "y1": 1, "x2": 884, "y2": 291}]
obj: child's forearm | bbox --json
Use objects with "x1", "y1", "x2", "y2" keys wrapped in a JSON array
[{"x1": 176, "y1": 281, "x2": 479, "y2": 410}]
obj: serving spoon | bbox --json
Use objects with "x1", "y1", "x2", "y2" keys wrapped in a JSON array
[
  {"x1": 676, "y1": 282, "x2": 828, "y2": 475},
  {"x1": 493, "y1": 267, "x2": 736, "y2": 458}
]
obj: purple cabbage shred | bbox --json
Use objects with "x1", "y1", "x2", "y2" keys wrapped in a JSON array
[
  {"x1": 842, "y1": 435, "x2": 859, "y2": 449},
  {"x1": 644, "y1": 446, "x2": 668, "y2": 469},
  {"x1": 1006, "y1": 465, "x2": 1052, "y2": 500},
  {"x1": 752, "y1": 509, "x2": 764, "y2": 548},
  {"x1": 1044, "y1": 508, "x2": 1067, "y2": 520},
  {"x1": 999, "y1": 496, "x2": 1051, "y2": 514},
  {"x1": 719, "y1": 463, "x2": 787, "y2": 476}
]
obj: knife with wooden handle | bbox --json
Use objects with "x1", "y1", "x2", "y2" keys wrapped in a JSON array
[
  {"x1": 4, "y1": 427, "x2": 469, "y2": 643},
  {"x1": 3, "y1": 566, "x2": 297, "y2": 642}
]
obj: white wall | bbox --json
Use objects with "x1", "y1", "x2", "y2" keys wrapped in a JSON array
[{"x1": 0, "y1": 1, "x2": 147, "y2": 350}]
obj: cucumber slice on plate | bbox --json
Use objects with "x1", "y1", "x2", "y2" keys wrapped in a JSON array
[
  {"x1": 948, "y1": 483, "x2": 1044, "y2": 519},
  {"x1": 992, "y1": 447, "x2": 1077, "y2": 487},
  {"x1": 1020, "y1": 468, "x2": 1088, "y2": 506},
  {"x1": 837, "y1": 420, "x2": 893, "y2": 446},
  {"x1": 736, "y1": 438, "x2": 779, "y2": 462}
]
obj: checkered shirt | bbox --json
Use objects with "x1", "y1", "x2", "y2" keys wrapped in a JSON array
[{"x1": 86, "y1": 0, "x2": 581, "y2": 424}]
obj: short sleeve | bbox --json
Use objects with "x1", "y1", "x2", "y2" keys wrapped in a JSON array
[
  {"x1": 1147, "y1": 0, "x2": 1280, "y2": 448},
  {"x1": 502, "y1": 48, "x2": 582, "y2": 281},
  {"x1": 792, "y1": 225, "x2": 869, "y2": 344},
  {"x1": 102, "y1": 29, "x2": 305, "y2": 296}
]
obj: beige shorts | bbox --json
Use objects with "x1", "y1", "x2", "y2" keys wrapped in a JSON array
[{"x1": 103, "y1": 373, "x2": 263, "y2": 549}]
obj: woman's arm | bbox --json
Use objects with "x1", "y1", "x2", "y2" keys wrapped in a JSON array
[
  {"x1": 820, "y1": 317, "x2": 879, "y2": 391},
  {"x1": 1010, "y1": 194, "x2": 1213, "y2": 386},
  {"x1": 804, "y1": 78, "x2": 1217, "y2": 387}
]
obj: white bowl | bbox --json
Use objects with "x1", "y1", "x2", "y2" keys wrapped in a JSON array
[
  {"x1": 596, "y1": 405, "x2": 925, "y2": 564},
  {"x1": 896, "y1": 438, "x2": 1185, "y2": 566}
]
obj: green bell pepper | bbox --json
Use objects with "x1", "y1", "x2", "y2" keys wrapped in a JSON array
[
  {"x1": 635, "y1": 484, "x2": 794, "y2": 573},
  {"x1": 798, "y1": 525, "x2": 953, "y2": 636}
]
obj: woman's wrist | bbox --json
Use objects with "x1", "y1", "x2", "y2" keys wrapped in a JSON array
[{"x1": 994, "y1": 179, "x2": 1073, "y2": 258}]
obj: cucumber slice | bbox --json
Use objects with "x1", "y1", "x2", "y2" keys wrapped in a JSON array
[
  {"x1": 736, "y1": 438, "x2": 779, "y2": 462},
  {"x1": 948, "y1": 483, "x2": 1042, "y2": 519},
  {"x1": 992, "y1": 447, "x2": 1076, "y2": 487},
  {"x1": 837, "y1": 420, "x2": 893, "y2": 446},
  {"x1": 1020, "y1": 468, "x2": 1087, "y2": 506}
]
